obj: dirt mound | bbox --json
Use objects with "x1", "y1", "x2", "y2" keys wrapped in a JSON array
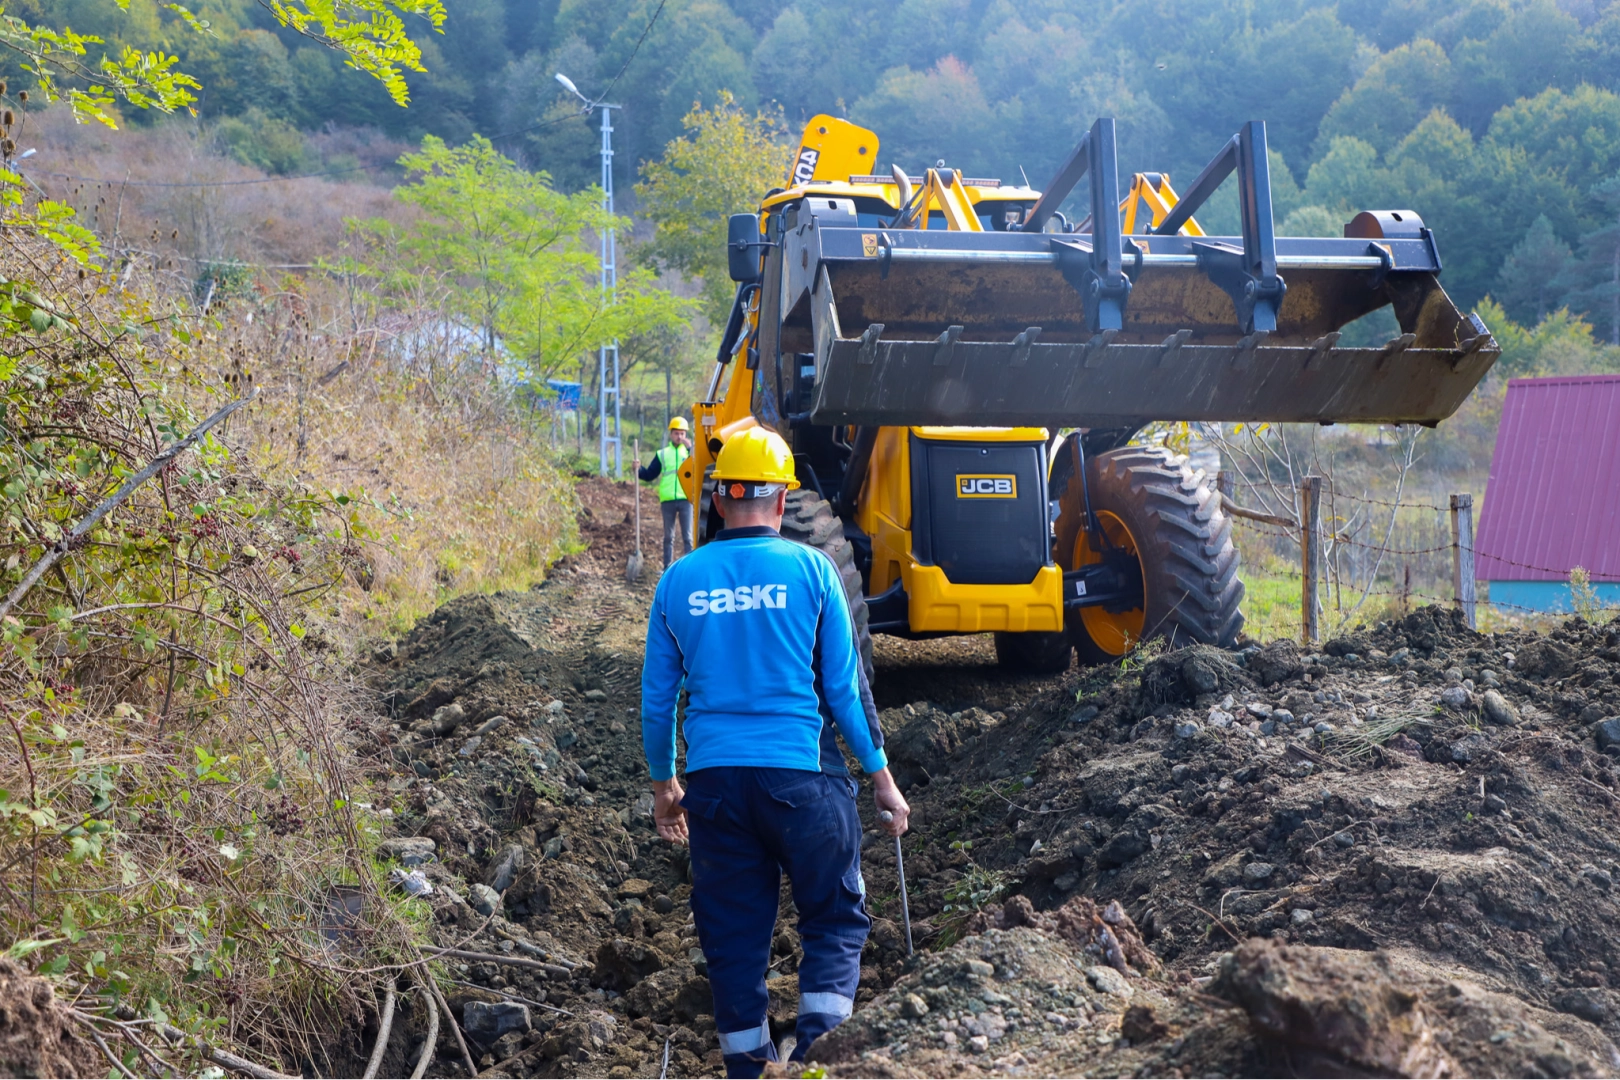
[
  {"x1": 0, "y1": 959, "x2": 103, "y2": 1078},
  {"x1": 802, "y1": 916, "x2": 1620, "y2": 1078},
  {"x1": 365, "y1": 466, "x2": 1620, "y2": 1077},
  {"x1": 1206, "y1": 938, "x2": 1619, "y2": 1078}
]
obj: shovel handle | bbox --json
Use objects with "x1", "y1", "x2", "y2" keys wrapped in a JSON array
[{"x1": 877, "y1": 812, "x2": 914, "y2": 955}]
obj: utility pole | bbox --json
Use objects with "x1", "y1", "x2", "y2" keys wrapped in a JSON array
[{"x1": 557, "y1": 74, "x2": 622, "y2": 478}]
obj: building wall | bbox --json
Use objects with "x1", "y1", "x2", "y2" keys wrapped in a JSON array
[{"x1": 1488, "y1": 580, "x2": 1620, "y2": 615}]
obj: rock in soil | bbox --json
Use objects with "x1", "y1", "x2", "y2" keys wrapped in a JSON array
[{"x1": 464, "y1": 1000, "x2": 531, "y2": 1045}]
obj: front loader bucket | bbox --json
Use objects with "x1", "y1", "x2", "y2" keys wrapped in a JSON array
[
  {"x1": 774, "y1": 119, "x2": 1497, "y2": 430},
  {"x1": 804, "y1": 246, "x2": 1495, "y2": 428}
]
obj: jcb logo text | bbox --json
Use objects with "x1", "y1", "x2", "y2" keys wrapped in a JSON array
[
  {"x1": 956, "y1": 474, "x2": 1017, "y2": 498},
  {"x1": 688, "y1": 585, "x2": 788, "y2": 616}
]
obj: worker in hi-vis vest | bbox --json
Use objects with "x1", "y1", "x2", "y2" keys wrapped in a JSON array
[{"x1": 638, "y1": 416, "x2": 693, "y2": 567}]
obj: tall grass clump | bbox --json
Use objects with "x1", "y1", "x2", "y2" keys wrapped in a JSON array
[
  {"x1": 223, "y1": 265, "x2": 580, "y2": 637},
  {"x1": 0, "y1": 164, "x2": 575, "y2": 1071}
]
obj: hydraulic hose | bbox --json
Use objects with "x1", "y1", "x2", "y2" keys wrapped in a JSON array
[{"x1": 837, "y1": 426, "x2": 878, "y2": 520}]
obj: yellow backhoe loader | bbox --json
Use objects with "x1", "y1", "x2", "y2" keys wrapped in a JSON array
[{"x1": 675, "y1": 115, "x2": 1499, "y2": 674}]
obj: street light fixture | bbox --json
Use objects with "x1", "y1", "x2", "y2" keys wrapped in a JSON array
[{"x1": 554, "y1": 72, "x2": 587, "y2": 107}]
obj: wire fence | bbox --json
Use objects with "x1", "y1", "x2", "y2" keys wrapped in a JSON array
[{"x1": 1222, "y1": 476, "x2": 1620, "y2": 642}]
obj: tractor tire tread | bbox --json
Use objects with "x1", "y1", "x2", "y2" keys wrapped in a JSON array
[
  {"x1": 1056, "y1": 443, "x2": 1244, "y2": 657},
  {"x1": 779, "y1": 489, "x2": 874, "y2": 683}
]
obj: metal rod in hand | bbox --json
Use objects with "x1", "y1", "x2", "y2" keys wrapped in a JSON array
[
  {"x1": 879, "y1": 811, "x2": 913, "y2": 955},
  {"x1": 633, "y1": 437, "x2": 642, "y2": 553}
]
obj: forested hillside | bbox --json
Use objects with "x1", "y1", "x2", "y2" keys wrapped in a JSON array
[{"x1": 19, "y1": 0, "x2": 1620, "y2": 326}]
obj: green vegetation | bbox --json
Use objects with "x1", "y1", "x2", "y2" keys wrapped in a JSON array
[
  {"x1": 3, "y1": 0, "x2": 446, "y2": 125},
  {"x1": 636, "y1": 94, "x2": 793, "y2": 325},
  {"x1": 0, "y1": 7, "x2": 597, "y2": 1068},
  {"x1": 0, "y1": 171, "x2": 420, "y2": 1066},
  {"x1": 11, "y1": 0, "x2": 1619, "y2": 335},
  {"x1": 352, "y1": 133, "x2": 690, "y2": 379},
  {"x1": 938, "y1": 861, "x2": 1012, "y2": 945}
]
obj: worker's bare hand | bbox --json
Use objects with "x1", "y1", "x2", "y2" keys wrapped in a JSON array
[
  {"x1": 652, "y1": 778, "x2": 688, "y2": 843},
  {"x1": 872, "y1": 768, "x2": 910, "y2": 836}
]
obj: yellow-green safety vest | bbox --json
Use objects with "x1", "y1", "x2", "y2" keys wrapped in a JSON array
[{"x1": 655, "y1": 444, "x2": 689, "y2": 502}]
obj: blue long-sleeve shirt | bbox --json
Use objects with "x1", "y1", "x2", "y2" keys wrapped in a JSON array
[{"x1": 641, "y1": 525, "x2": 887, "y2": 781}]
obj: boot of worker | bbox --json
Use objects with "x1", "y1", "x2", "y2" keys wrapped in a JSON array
[{"x1": 717, "y1": 1030, "x2": 778, "y2": 1079}]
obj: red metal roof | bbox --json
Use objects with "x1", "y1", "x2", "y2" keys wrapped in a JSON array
[{"x1": 1476, "y1": 374, "x2": 1620, "y2": 583}]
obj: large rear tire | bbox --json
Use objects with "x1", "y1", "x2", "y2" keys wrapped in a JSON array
[
  {"x1": 779, "y1": 489, "x2": 874, "y2": 684},
  {"x1": 1053, "y1": 443, "x2": 1244, "y2": 664}
]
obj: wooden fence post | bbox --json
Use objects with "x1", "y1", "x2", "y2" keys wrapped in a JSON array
[
  {"x1": 1300, "y1": 475, "x2": 1322, "y2": 644},
  {"x1": 1450, "y1": 493, "x2": 1477, "y2": 629}
]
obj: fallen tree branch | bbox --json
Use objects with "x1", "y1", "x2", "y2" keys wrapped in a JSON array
[
  {"x1": 361, "y1": 977, "x2": 398, "y2": 1080},
  {"x1": 1221, "y1": 494, "x2": 1297, "y2": 529},
  {"x1": 415, "y1": 964, "x2": 478, "y2": 1077},
  {"x1": 409, "y1": 979, "x2": 439, "y2": 1080},
  {"x1": 68, "y1": 1010, "x2": 177, "y2": 1076},
  {"x1": 0, "y1": 388, "x2": 259, "y2": 621},
  {"x1": 66, "y1": 1012, "x2": 136, "y2": 1079},
  {"x1": 71, "y1": 1008, "x2": 289, "y2": 1080},
  {"x1": 196, "y1": 1042, "x2": 297, "y2": 1080},
  {"x1": 152, "y1": 1019, "x2": 296, "y2": 1080}
]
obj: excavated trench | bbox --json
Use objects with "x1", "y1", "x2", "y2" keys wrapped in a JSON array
[{"x1": 362, "y1": 477, "x2": 1620, "y2": 1078}]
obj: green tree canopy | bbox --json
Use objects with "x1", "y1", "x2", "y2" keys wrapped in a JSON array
[
  {"x1": 634, "y1": 94, "x2": 792, "y2": 326},
  {"x1": 369, "y1": 135, "x2": 689, "y2": 383},
  {"x1": 1494, "y1": 214, "x2": 1574, "y2": 326},
  {"x1": 2, "y1": 0, "x2": 446, "y2": 127}
]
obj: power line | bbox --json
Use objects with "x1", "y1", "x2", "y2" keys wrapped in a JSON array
[
  {"x1": 486, "y1": 0, "x2": 667, "y2": 143},
  {"x1": 596, "y1": 0, "x2": 668, "y2": 108}
]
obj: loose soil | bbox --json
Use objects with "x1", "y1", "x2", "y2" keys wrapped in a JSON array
[
  {"x1": 0, "y1": 958, "x2": 104, "y2": 1078},
  {"x1": 360, "y1": 476, "x2": 1620, "y2": 1078}
]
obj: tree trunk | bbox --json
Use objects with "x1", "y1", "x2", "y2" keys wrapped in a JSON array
[{"x1": 665, "y1": 364, "x2": 673, "y2": 430}]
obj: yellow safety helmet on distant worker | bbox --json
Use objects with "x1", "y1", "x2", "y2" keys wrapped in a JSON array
[
  {"x1": 668, "y1": 416, "x2": 690, "y2": 432},
  {"x1": 710, "y1": 427, "x2": 801, "y2": 495}
]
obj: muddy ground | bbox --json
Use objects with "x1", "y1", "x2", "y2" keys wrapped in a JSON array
[{"x1": 362, "y1": 476, "x2": 1620, "y2": 1078}]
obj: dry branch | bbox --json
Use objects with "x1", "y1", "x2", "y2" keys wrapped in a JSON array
[
  {"x1": 361, "y1": 977, "x2": 398, "y2": 1080},
  {"x1": 1221, "y1": 494, "x2": 1297, "y2": 529},
  {"x1": 0, "y1": 388, "x2": 259, "y2": 621},
  {"x1": 420, "y1": 966, "x2": 477, "y2": 1077},
  {"x1": 424, "y1": 945, "x2": 574, "y2": 977},
  {"x1": 409, "y1": 980, "x2": 439, "y2": 1080}
]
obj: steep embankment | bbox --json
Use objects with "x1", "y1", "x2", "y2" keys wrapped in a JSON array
[{"x1": 364, "y1": 479, "x2": 1620, "y2": 1078}]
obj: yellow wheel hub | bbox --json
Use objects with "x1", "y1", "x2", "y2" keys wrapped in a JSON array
[{"x1": 1072, "y1": 511, "x2": 1146, "y2": 656}]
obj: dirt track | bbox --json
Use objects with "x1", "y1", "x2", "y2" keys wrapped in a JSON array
[{"x1": 364, "y1": 477, "x2": 1620, "y2": 1078}]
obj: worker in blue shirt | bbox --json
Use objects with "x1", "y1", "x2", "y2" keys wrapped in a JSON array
[{"x1": 640, "y1": 427, "x2": 910, "y2": 1079}]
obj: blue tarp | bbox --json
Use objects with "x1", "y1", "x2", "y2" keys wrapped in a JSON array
[{"x1": 543, "y1": 380, "x2": 581, "y2": 409}]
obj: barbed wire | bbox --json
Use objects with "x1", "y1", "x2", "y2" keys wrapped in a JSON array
[{"x1": 1231, "y1": 512, "x2": 1619, "y2": 582}]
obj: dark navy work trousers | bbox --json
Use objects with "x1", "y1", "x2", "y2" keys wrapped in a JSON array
[{"x1": 681, "y1": 766, "x2": 868, "y2": 1079}]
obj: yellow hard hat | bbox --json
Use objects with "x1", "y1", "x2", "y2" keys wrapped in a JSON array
[
  {"x1": 668, "y1": 416, "x2": 690, "y2": 432},
  {"x1": 711, "y1": 427, "x2": 800, "y2": 491}
]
